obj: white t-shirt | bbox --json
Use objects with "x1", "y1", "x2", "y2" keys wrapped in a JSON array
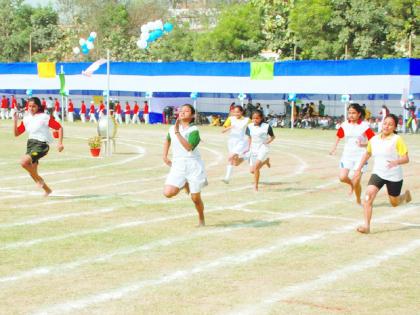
[
  {"x1": 22, "y1": 113, "x2": 56, "y2": 143},
  {"x1": 224, "y1": 116, "x2": 250, "y2": 140},
  {"x1": 368, "y1": 134, "x2": 408, "y2": 182},
  {"x1": 337, "y1": 120, "x2": 374, "y2": 159},
  {"x1": 246, "y1": 122, "x2": 274, "y2": 152},
  {"x1": 167, "y1": 124, "x2": 201, "y2": 160}
]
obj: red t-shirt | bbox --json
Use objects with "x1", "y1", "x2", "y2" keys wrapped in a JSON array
[
  {"x1": 99, "y1": 103, "x2": 105, "y2": 112},
  {"x1": 143, "y1": 103, "x2": 149, "y2": 114},
  {"x1": 54, "y1": 101, "x2": 60, "y2": 112},
  {"x1": 68, "y1": 102, "x2": 74, "y2": 112},
  {"x1": 80, "y1": 103, "x2": 86, "y2": 114},
  {"x1": 89, "y1": 105, "x2": 95, "y2": 114},
  {"x1": 115, "y1": 104, "x2": 121, "y2": 114},
  {"x1": 133, "y1": 104, "x2": 139, "y2": 114},
  {"x1": 11, "y1": 98, "x2": 17, "y2": 109},
  {"x1": 1, "y1": 98, "x2": 7, "y2": 108},
  {"x1": 125, "y1": 104, "x2": 131, "y2": 114}
]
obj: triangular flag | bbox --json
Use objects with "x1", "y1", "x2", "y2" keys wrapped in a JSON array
[
  {"x1": 82, "y1": 59, "x2": 107, "y2": 77},
  {"x1": 250, "y1": 62, "x2": 274, "y2": 80},
  {"x1": 37, "y1": 62, "x2": 56, "y2": 78}
]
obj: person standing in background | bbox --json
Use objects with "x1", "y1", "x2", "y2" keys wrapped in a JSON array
[
  {"x1": 53, "y1": 98, "x2": 60, "y2": 121},
  {"x1": 132, "y1": 101, "x2": 140, "y2": 124},
  {"x1": 80, "y1": 100, "x2": 87, "y2": 123},
  {"x1": 143, "y1": 100, "x2": 149, "y2": 124},
  {"x1": 125, "y1": 101, "x2": 131, "y2": 125},
  {"x1": 67, "y1": 99, "x2": 74, "y2": 122}
]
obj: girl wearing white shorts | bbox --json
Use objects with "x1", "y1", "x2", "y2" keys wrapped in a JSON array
[
  {"x1": 222, "y1": 105, "x2": 250, "y2": 183},
  {"x1": 246, "y1": 110, "x2": 275, "y2": 192},
  {"x1": 354, "y1": 114, "x2": 411, "y2": 234},
  {"x1": 163, "y1": 104, "x2": 207, "y2": 226},
  {"x1": 330, "y1": 103, "x2": 375, "y2": 204}
]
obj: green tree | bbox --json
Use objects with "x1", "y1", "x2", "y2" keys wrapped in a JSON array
[{"x1": 192, "y1": 2, "x2": 264, "y2": 61}]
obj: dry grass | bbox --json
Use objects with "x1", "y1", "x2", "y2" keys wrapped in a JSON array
[{"x1": 0, "y1": 121, "x2": 419, "y2": 315}]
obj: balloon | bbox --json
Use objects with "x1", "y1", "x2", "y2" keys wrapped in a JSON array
[
  {"x1": 64, "y1": 89, "x2": 70, "y2": 96},
  {"x1": 190, "y1": 92, "x2": 198, "y2": 100},
  {"x1": 147, "y1": 32, "x2": 157, "y2": 42},
  {"x1": 73, "y1": 47, "x2": 80, "y2": 54},
  {"x1": 141, "y1": 24, "x2": 149, "y2": 33},
  {"x1": 103, "y1": 90, "x2": 108, "y2": 97},
  {"x1": 155, "y1": 20, "x2": 163, "y2": 30},
  {"x1": 136, "y1": 39, "x2": 148, "y2": 49},
  {"x1": 79, "y1": 38, "x2": 86, "y2": 46},
  {"x1": 90, "y1": 32, "x2": 97, "y2": 39},
  {"x1": 87, "y1": 36, "x2": 95, "y2": 42},
  {"x1": 140, "y1": 32, "x2": 149, "y2": 41},
  {"x1": 238, "y1": 93, "x2": 246, "y2": 100},
  {"x1": 26, "y1": 89, "x2": 33, "y2": 96},
  {"x1": 86, "y1": 41, "x2": 94, "y2": 50},
  {"x1": 82, "y1": 43, "x2": 88, "y2": 50},
  {"x1": 145, "y1": 91, "x2": 153, "y2": 98},
  {"x1": 163, "y1": 22, "x2": 174, "y2": 32},
  {"x1": 154, "y1": 29, "x2": 163, "y2": 38},
  {"x1": 82, "y1": 47, "x2": 89, "y2": 55}
]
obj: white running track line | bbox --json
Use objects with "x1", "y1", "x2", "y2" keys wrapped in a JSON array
[
  {"x1": 0, "y1": 203, "x2": 344, "y2": 285},
  {"x1": 0, "y1": 207, "x2": 117, "y2": 229},
  {"x1": 0, "y1": 201, "x2": 344, "y2": 285},
  {"x1": 229, "y1": 239, "x2": 420, "y2": 315},
  {"x1": 30, "y1": 205, "x2": 419, "y2": 315},
  {"x1": 0, "y1": 180, "x2": 338, "y2": 250}
]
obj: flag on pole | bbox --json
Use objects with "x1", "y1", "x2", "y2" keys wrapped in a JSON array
[
  {"x1": 82, "y1": 59, "x2": 107, "y2": 77},
  {"x1": 59, "y1": 72, "x2": 66, "y2": 96},
  {"x1": 37, "y1": 62, "x2": 56, "y2": 78},
  {"x1": 250, "y1": 62, "x2": 274, "y2": 80}
]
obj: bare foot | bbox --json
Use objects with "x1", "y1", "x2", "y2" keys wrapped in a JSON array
[
  {"x1": 222, "y1": 178, "x2": 229, "y2": 184},
  {"x1": 254, "y1": 185, "x2": 259, "y2": 192},
  {"x1": 405, "y1": 190, "x2": 412, "y2": 204},
  {"x1": 356, "y1": 196, "x2": 362, "y2": 205},
  {"x1": 36, "y1": 179, "x2": 45, "y2": 189},
  {"x1": 43, "y1": 185, "x2": 52, "y2": 197},
  {"x1": 357, "y1": 225, "x2": 370, "y2": 234},
  {"x1": 196, "y1": 219, "x2": 205, "y2": 227},
  {"x1": 266, "y1": 158, "x2": 271, "y2": 168}
]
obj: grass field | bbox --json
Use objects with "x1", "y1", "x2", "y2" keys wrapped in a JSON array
[{"x1": 0, "y1": 120, "x2": 419, "y2": 315}]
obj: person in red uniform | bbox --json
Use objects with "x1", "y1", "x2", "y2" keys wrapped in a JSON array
[
  {"x1": 143, "y1": 100, "x2": 149, "y2": 124},
  {"x1": 98, "y1": 101, "x2": 106, "y2": 119},
  {"x1": 89, "y1": 101, "x2": 97, "y2": 123},
  {"x1": 10, "y1": 95, "x2": 17, "y2": 119},
  {"x1": 1, "y1": 95, "x2": 8, "y2": 119},
  {"x1": 41, "y1": 98, "x2": 47, "y2": 112},
  {"x1": 125, "y1": 101, "x2": 131, "y2": 125},
  {"x1": 67, "y1": 99, "x2": 74, "y2": 122},
  {"x1": 132, "y1": 101, "x2": 140, "y2": 124},
  {"x1": 53, "y1": 98, "x2": 61, "y2": 121},
  {"x1": 114, "y1": 101, "x2": 122, "y2": 124},
  {"x1": 80, "y1": 100, "x2": 87, "y2": 123}
]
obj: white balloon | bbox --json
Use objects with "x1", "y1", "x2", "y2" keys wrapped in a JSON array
[
  {"x1": 140, "y1": 25, "x2": 149, "y2": 33},
  {"x1": 79, "y1": 38, "x2": 86, "y2": 46},
  {"x1": 86, "y1": 41, "x2": 94, "y2": 50},
  {"x1": 90, "y1": 32, "x2": 97, "y2": 39},
  {"x1": 137, "y1": 39, "x2": 148, "y2": 49},
  {"x1": 155, "y1": 20, "x2": 163, "y2": 30},
  {"x1": 73, "y1": 47, "x2": 80, "y2": 54},
  {"x1": 140, "y1": 32, "x2": 149, "y2": 41}
]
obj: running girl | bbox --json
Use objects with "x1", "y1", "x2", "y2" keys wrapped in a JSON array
[
  {"x1": 330, "y1": 103, "x2": 375, "y2": 204},
  {"x1": 354, "y1": 114, "x2": 412, "y2": 234},
  {"x1": 246, "y1": 110, "x2": 275, "y2": 192},
  {"x1": 222, "y1": 105, "x2": 250, "y2": 183},
  {"x1": 163, "y1": 104, "x2": 207, "y2": 226},
  {"x1": 13, "y1": 97, "x2": 64, "y2": 196}
]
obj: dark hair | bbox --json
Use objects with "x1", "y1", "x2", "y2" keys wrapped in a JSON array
[
  {"x1": 251, "y1": 109, "x2": 264, "y2": 121},
  {"x1": 28, "y1": 97, "x2": 43, "y2": 113},
  {"x1": 233, "y1": 105, "x2": 244, "y2": 113},
  {"x1": 347, "y1": 103, "x2": 365, "y2": 119},
  {"x1": 182, "y1": 103, "x2": 196, "y2": 115},
  {"x1": 385, "y1": 114, "x2": 399, "y2": 134}
]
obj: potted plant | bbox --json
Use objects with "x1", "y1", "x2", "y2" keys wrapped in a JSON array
[{"x1": 88, "y1": 136, "x2": 102, "y2": 157}]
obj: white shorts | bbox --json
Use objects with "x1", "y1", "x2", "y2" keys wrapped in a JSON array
[
  {"x1": 228, "y1": 138, "x2": 248, "y2": 157},
  {"x1": 249, "y1": 145, "x2": 269, "y2": 166},
  {"x1": 165, "y1": 158, "x2": 208, "y2": 194},
  {"x1": 340, "y1": 155, "x2": 368, "y2": 172}
]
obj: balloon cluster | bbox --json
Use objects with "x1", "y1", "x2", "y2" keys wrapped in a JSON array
[
  {"x1": 190, "y1": 92, "x2": 198, "y2": 100},
  {"x1": 26, "y1": 89, "x2": 33, "y2": 96},
  {"x1": 73, "y1": 32, "x2": 97, "y2": 55},
  {"x1": 137, "y1": 20, "x2": 174, "y2": 49},
  {"x1": 238, "y1": 93, "x2": 247, "y2": 101}
]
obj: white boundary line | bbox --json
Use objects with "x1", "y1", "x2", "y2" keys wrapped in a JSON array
[
  {"x1": 30, "y1": 205, "x2": 419, "y2": 315},
  {"x1": 229, "y1": 239, "x2": 420, "y2": 315}
]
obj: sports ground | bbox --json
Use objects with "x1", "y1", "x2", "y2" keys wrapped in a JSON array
[{"x1": 0, "y1": 121, "x2": 419, "y2": 315}]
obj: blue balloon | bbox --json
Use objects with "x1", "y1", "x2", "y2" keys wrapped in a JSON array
[
  {"x1": 154, "y1": 29, "x2": 163, "y2": 38},
  {"x1": 82, "y1": 43, "x2": 88, "y2": 49},
  {"x1": 163, "y1": 22, "x2": 174, "y2": 32},
  {"x1": 26, "y1": 89, "x2": 33, "y2": 96},
  {"x1": 87, "y1": 36, "x2": 95, "y2": 42},
  {"x1": 147, "y1": 32, "x2": 158, "y2": 42},
  {"x1": 82, "y1": 47, "x2": 89, "y2": 54}
]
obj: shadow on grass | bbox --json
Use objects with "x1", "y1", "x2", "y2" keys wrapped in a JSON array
[
  {"x1": 50, "y1": 194, "x2": 106, "y2": 200},
  {"x1": 371, "y1": 225, "x2": 420, "y2": 234},
  {"x1": 209, "y1": 220, "x2": 280, "y2": 228}
]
